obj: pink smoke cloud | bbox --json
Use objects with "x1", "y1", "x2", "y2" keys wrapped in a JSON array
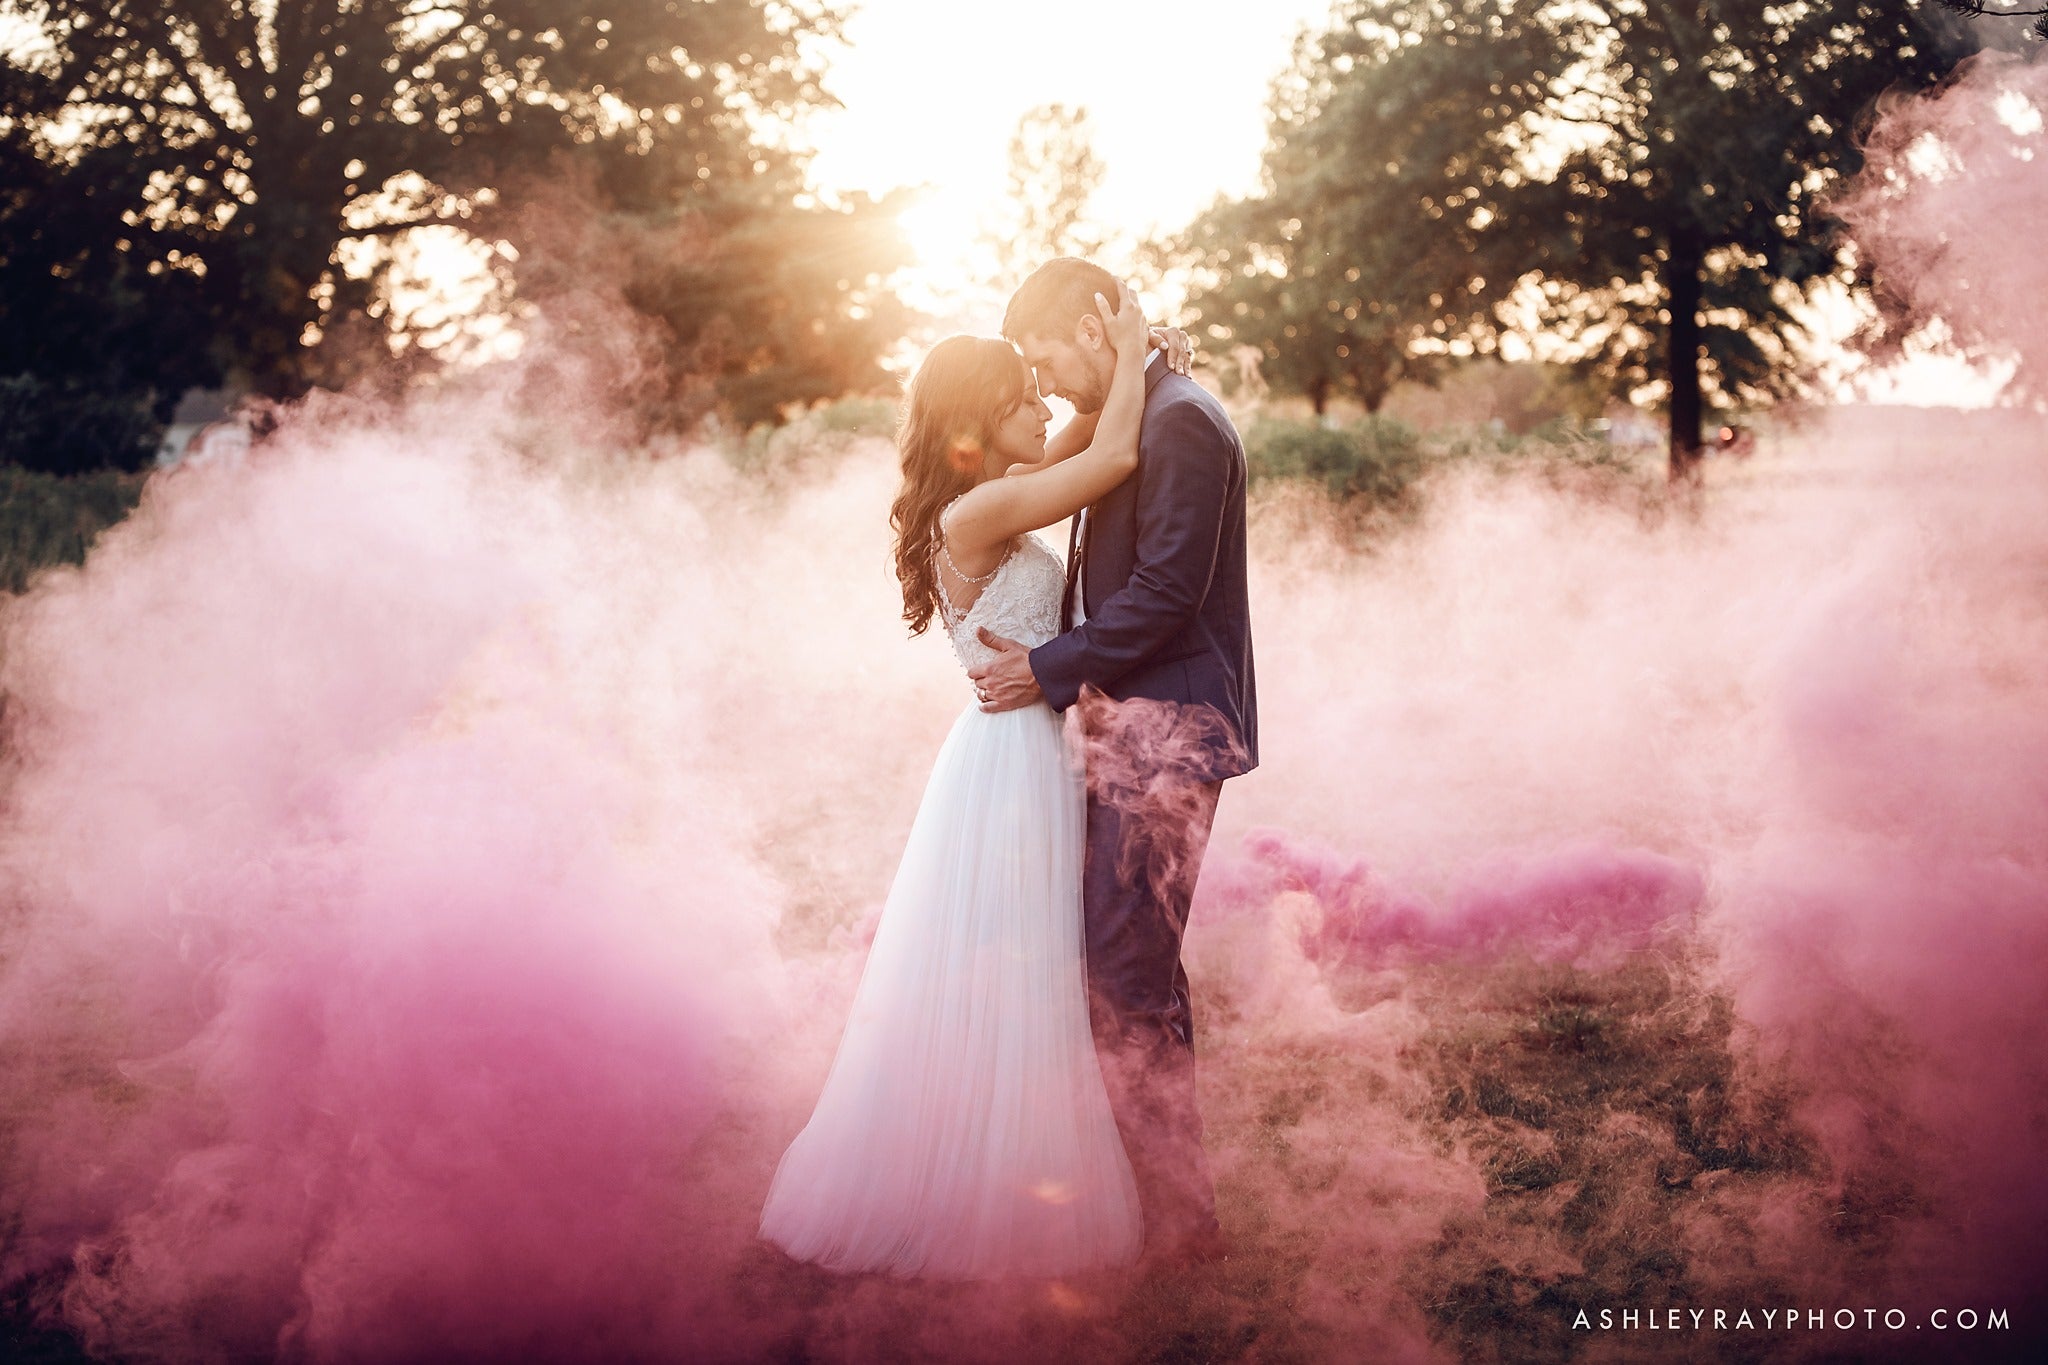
[{"x1": 1, "y1": 48, "x2": 2045, "y2": 1365}]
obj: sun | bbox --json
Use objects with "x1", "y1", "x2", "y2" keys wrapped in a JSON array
[
  {"x1": 894, "y1": 188, "x2": 987, "y2": 276},
  {"x1": 883, "y1": 187, "x2": 1013, "y2": 331}
]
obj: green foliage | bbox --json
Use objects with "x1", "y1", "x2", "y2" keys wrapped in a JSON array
[
  {"x1": 1183, "y1": 1, "x2": 1972, "y2": 469},
  {"x1": 1240, "y1": 406, "x2": 1654, "y2": 518},
  {"x1": 1243, "y1": 413, "x2": 1423, "y2": 504},
  {"x1": 646, "y1": 189, "x2": 911, "y2": 431},
  {"x1": 0, "y1": 376, "x2": 161, "y2": 476},
  {"x1": 720, "y1": 393, "x2": 902, "y2": 484},
  {"x1": 986, "y1": 104, "x2": 1106, "y2": 275},
  {"x1": 808, "y1": 395, "x2": 900, "y2": 439},
  {"x1": 0, "y1": 464, "x2": 147, "y2": 594},
  {"x1": 1935, "y1": 1, "x2": 2048, "y2": 42},
  {"x1": 0, "y1": 117, "x2": 226, "y2": 426},
  {"x1": 1177, "y1": 154, "x2": 1449, "y2": 417},
  {"x1": 1, "y1": 2, "x2": 905, "y2": 457}
]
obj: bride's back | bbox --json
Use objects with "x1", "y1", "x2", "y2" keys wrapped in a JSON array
[{"x1": 935, "y1": 532, "x2": 1067, "y2": 676}]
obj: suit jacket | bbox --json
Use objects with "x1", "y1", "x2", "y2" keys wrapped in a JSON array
[{"x1": 1028, "y1": 359, "x2": 1258, "y2": 782}]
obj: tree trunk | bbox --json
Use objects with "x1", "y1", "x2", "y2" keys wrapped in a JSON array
[
  {"x1": 1663, "y1": 223, "x2": 1704, "y2": 482},
  {"x1": 1354, "y1": 356, "x2": 1392, "y2": 414},
  {"x1": 1308, "y1": 373, "x2": 1330, "y2": 417}
]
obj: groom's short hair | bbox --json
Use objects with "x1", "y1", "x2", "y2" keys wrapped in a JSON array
[{"x1": 1002, "y1": 258, "x2": 1119, "y2": 343}]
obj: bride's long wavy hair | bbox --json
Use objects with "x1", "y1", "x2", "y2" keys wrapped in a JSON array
[{"x1": 890, "y1": 335, "x2": 1031, "y2": 636}]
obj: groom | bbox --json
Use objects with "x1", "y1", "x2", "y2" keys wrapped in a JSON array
[{"x1": 970, "y1": 257, "x2": 1258, "y2": 1265}]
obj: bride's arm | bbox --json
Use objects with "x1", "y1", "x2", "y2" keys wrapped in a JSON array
[
  {"x1": 947, "y1": 281, "x2": 1152, "y2": 547},
  {"x1": 1031, "y1": 326, "x2": 1192, "y2": 469},
  {"x1": 1038, "y1": 409, "x2": 1103, "y2": 469}
]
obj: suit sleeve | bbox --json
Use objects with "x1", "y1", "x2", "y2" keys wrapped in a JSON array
[{"x1": 1028, "y1": 399, "x2": 1232, "y2": 711}]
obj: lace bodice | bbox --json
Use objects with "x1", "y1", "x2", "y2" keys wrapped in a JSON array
[{"x1": 937, "y1": 533, "x2": 1067, "y2": 677}]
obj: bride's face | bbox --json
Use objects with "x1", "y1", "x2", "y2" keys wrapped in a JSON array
[{"x1": 986, "y1": 372, "x2": 1052, "y2": 475}]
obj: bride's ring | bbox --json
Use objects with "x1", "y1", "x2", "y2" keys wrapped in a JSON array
[{"x1": 976, "y1": 687, "x2": 990, "y2": 702}]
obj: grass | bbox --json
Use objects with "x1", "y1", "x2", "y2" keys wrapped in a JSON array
[
  {"x1": 0, "y1": 404, "x2": 1653, "y2": 605},
  {"x1": 0, "y1": 464, "x2": 148, "y2": 595},
  {"x1": 720, "y1": 395, "x2": 901, "y2": 487},
  {"x1": 1395, "y1": 953, "x2": 1811, "y2": 1364},
  {"x1": 0, "y1": 412, "x2": 1976, "y2": 1363},
  {"x1": 0, "y1": 909, "x2": 1992, "y2": 1363},
  {"x1": 685, "y1": 945, "x2": 1951, "y2": 1365},
  {"x1": 1242, "y1": 412, "x2": 1658, "y2": 512}
]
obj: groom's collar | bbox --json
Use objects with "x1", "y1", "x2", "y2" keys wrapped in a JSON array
[{"x1": 1143, "y1": 345, "x2": 1169, "y2": 396}]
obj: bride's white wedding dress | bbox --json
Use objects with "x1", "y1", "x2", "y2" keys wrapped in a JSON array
[{"x1": 758, "y1": 531, "x2": 1142, "y2": 1279}]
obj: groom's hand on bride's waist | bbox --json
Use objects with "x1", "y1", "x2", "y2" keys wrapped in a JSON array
[{"x1": 969, "y1": 629, "x2": 1043, "y2": 713}]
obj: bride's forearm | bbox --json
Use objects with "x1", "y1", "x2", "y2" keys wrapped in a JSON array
[
  {"x1": 1082, "y1": 343, "x2": 1146, "y2": 465},
  {"x1": 944, "y1": 294, "x2": 1148, "y2": 544},
  {"x1": 1038, "y1": 409, "x2": 1103, "y2": 467}
]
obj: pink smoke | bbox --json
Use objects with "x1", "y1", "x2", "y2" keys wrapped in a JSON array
[
  {"x1": 0, "y1": 385, "x2": 813, "y2": 1361},
  {"x1": 0, "y1": 49, "x2": 2045, "y2": 1365},
  {"x1": 1208, "y1": 832, "x2": 1703, "y2": 974},
  {"x1": 1188, "y1": 52, "x2": 2048, "y2": 1334},
  {"x1": 1836, "y1": 48, "x2": 2048, "y2": 399}
]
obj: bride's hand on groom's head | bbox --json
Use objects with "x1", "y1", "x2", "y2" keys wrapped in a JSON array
[{"x1": 1097, "y1": 280, "x2": 1146, "y2": 355}]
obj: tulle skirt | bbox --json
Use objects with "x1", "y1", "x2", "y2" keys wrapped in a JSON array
[{"x1": 758, "y1": 701, "x2": 1142, "y2": 1279}]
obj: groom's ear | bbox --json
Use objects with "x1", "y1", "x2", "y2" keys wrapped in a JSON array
[{"x1": 1075, "y1": 311, "x2": 1106, "y2": 352}]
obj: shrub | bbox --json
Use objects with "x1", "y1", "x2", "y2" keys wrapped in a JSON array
[
  {"x1": 808, "y1": 395, "x2": 899, "y2": 440},
  {"x1": 721, "y1": 393, "x2": 902, "y2": 486},
  {"x1": 1243, "y1": 414, "x2": 1423, "y2": 507},
  {"x1": 0, "y1": 463, "x2": 147, "y2": 593},
  {"x1": 0, "y1": 375, "x2": 161, "y2": 475}
]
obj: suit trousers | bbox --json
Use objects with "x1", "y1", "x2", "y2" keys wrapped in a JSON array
[{"x1": 1081, "y1": 768, "x2": 1224, "y2": 1250}]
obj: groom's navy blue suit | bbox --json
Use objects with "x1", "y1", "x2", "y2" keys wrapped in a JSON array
[
  {"x1": 1032, "y1": 361, "x2": 1257, "y2": 776},
  {"x1": 1028, "y1": 356, "x2": 1257, "y2": 1252}
]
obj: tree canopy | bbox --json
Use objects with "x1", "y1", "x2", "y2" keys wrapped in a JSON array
[
  {"x1": 1181, "y1": 0, "x2": 1975, "y2": 472},
  {"x1": 1934, "y1": 1, "x2": 2048, "y2": 41},
  {"x1": 0, "y1": 0, "x2": 907, "y2": 467},
  {"x1": 991, "y1": 103, "x2": 1106, "y2": 271}
]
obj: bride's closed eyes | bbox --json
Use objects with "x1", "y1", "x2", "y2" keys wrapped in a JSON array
[{"x1": 989, "y1": 376, "x2": 1053, "y2": 469}]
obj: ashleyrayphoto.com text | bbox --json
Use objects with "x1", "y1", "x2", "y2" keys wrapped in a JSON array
[{"x1": 1574, "y1": 1305, "x2": 2014, "y2": 1334}]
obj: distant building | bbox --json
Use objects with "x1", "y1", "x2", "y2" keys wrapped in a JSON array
[{"x1": 156, "y1": 388, "x2": 252, "y2": 471}]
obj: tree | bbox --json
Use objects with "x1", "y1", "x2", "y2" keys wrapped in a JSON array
[
  {"x1": 1176, "y1": 34, "x2": 1458, "y2": 418},
  {"x1": 0, "y1": 1, "x2": 905, "y2": 453},
  {"x1": 1186, "y1": 1, "x2": 1972, "y2": 474},
  {"x1": 523, "y1": 175, "x2": 913, "y2": 430},
  {"x1": 1934, "y1": 1, "x2": 2048, "y2": 41},
  {"x1": 0, "y1": 59, "x2": 222, "y2": 471},
  {"x1": 984, "y1": 103, "x2": 1106, "y2": 276}
]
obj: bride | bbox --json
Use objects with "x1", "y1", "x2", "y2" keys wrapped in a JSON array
[{"x1": 758, "y1": 282, "x2": 1180, "y2": 1279}]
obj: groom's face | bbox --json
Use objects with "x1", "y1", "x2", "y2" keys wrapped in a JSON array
[{"x1": 1017, "y1": 319, "x2": 1115, "y2": 415}]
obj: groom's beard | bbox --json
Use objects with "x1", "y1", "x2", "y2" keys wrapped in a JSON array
[{"x1": 1069, "y1": 376, "x2": 1109, "y2": 415}]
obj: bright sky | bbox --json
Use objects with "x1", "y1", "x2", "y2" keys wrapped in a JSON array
[
  {"x1": 3, "y1": 0, "x2": 2001, "y2": 408},
  {"x1": 796, "y1": 0, "x2": 1337, "y2": 335},
  {"x1": 792, "y1": 0, "x2": 2007, "y2": 406}
]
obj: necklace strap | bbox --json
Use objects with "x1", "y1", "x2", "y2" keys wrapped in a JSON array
[{"x1": 937, "y1": 494, "x2": 1004, "y2": 586}]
